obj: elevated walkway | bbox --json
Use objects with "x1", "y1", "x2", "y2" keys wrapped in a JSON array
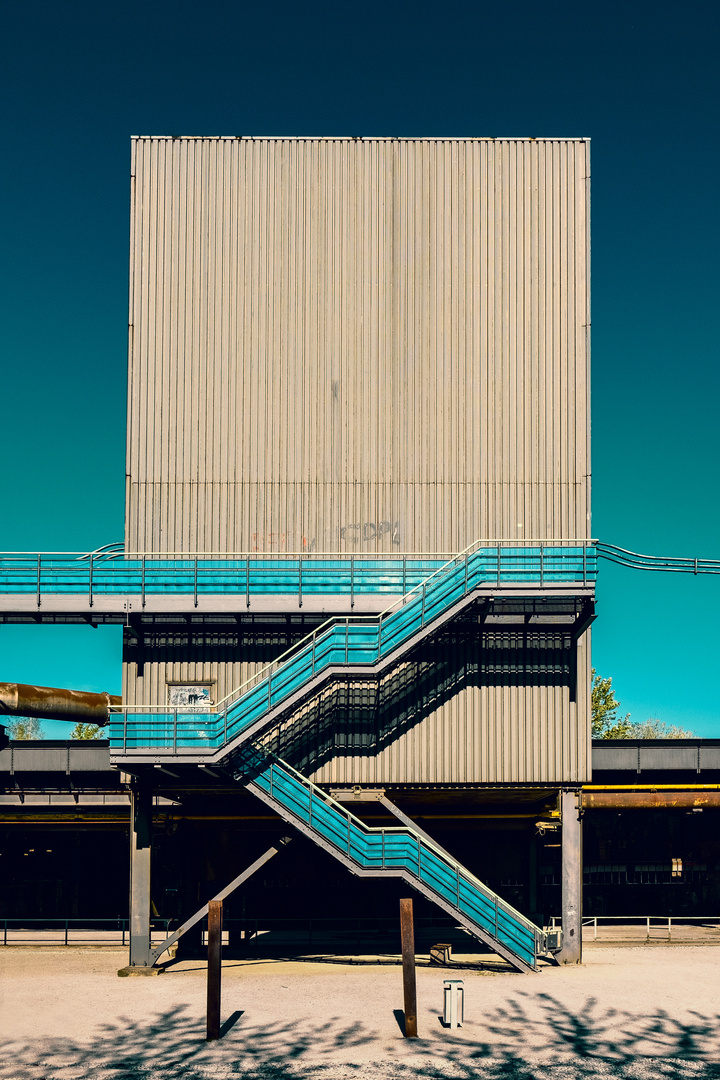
[{"x1": 0, "y1": 541, "x2": 595, "y2": 621}]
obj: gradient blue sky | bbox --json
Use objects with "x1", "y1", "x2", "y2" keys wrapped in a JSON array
[{"x1": 1, "y1": 0, "x2": 719, "y2": 737}]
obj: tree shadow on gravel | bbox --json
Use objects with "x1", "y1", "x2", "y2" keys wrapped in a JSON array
[{"x1": 3, "y1": 992, "x2": 720, "y2": 1079}]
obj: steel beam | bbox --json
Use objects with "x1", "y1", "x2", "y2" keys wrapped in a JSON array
[
  {"x1": 558, "y1": 789, "x2": 582, "y2": 964},
  {"x1": 149, "y1": 837, "x2": 292, "y2": 964},
  {"x1": 128, "y1": 779, "x2": 153, "y2": 967}
]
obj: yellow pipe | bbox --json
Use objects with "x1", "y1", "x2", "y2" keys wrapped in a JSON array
[{"x1": 583, "y1": 784, "x2": 720, "y2": 791}]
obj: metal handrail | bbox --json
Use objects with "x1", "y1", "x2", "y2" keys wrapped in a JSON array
[{"x1": 1, "y1": 539, "x2": 596, "y2": 557}]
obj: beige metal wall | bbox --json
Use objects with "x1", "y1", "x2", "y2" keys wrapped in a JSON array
[
  {"x1": 263, "y1": 629, "x2": 592, "y2": 784},
  {"x1": 126, "y1": 136, "x2": 590, "y2": 554}
]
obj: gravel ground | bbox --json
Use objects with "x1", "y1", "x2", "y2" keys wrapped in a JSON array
[{"x1": 2, "y1": 946, "x2": 720, "y2": 1079}]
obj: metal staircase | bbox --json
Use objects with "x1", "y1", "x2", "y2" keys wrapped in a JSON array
[
  {"x1": 110, "y1": 540, "x2": 593, "y2": 761},
  {"x1": 107, "y1": 540, "x2": 581, "y2": 972},
  {"x1": 235, "y1": 745, "x2": 546, "y2": 973}
]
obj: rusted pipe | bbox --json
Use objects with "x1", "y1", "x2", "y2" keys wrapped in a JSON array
[
  {"x1": 583, "y1": 791, "x2": 720, "y2": 809},
  {"x1": 0, "y1": 683, "x2": 120, "y2": 725}
]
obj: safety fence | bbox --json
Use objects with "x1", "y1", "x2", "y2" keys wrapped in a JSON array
[
  {"x1": 0, "y1": 915, "x2": 500, "y2": 955},
  {"x1": 549, "y1": 915, "x2": 720, "y2": 942}
]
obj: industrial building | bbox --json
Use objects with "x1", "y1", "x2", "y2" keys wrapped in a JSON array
[{"x1": 5, "y1": 137, "x2": 712, "y2": 973}]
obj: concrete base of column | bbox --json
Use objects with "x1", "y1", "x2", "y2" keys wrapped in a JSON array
[{"x1": 117, "y1": 965, "x2": 165, "y2": 977}]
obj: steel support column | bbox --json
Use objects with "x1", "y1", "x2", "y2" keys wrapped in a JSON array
[
  {"x1": 558, "y1": 788, "x2": 582, "y2": 964},
  {"x1": 128, "y1": 779, "x2": 153, "y2": 967}
]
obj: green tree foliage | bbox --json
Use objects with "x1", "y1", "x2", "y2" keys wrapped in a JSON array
[
  {"x1": 624, "y1": 718, "x2": 695, "y2": 739},
  {"x1": 6, "y1": 716, "x2": 44, "y2": 740},
  {"x1": 591, "y1": 669, "x2": 695, "y2": 739},
  {"x1": 591, "y1": 669, "x2": 631, "y2": 738},
  {"x1": 70, "y1": 722, "x2": 104, "y2": 740}
]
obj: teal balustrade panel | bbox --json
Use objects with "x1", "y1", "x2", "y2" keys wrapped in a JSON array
[{"x1": 0, "y1": 546, "x2": 595, "y2": 599}]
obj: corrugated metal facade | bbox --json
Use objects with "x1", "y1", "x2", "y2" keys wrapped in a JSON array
[
  {"x1": 123, "y1": 136, "x2": 592, "y2": 784},
  {"x1": 126, "y1": 136, "x2": 590, "y2": 554}
]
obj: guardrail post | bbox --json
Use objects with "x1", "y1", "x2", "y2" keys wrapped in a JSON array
[
  {"x1": 540, "y1": 545, "x2": 544, "y2": 589},
  {"x1": 421, "y1": 584, "x2": 426, "y2": 626},
  {"x1": 582, "y1": 545, "x2": 587, "y2": 587},
  {"x1": 345, "y1": 618, "x2": 349, "y2": 664},
  {"x1": 402, "y1": 556, "x2": 407, "y2": 599},
  {"x1": 298, "y1": 556, "x2": 303, "y2": 608},
  {"x1": 350, "y1": 556, "x2": 355, "y2": 609},
  {"x1": 194, "y1": 556, "x2": 198, "y2": 608},
  {"x1": 141, "y1": 555, "x2": 146, "y2": 608},
  {"x1": 173, "y1": 711, "x2": 178, "y2": 754},
  {"x1": 36, "y1": 554, "x2": 41, "y2": 608},
  {"x1": 88, "y1": 554, "x2": 94, "y2": 608},
  {"x1": 246, "y1": 558, "x2": 250, "y2": 608},
  {"x1": 497, "y1": 546, "x2": 501, "y2": 587}
]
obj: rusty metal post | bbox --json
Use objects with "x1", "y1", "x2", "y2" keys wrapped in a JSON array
[
  {"x1": 399, "y1": 898, "x2": 418, "y2": 1038},
  {"x1": 206, "y1": 900, "x2": 223, "y2": 1040}
]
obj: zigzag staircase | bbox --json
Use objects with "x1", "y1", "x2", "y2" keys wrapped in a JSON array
[{"x1": 112, "y1": 542, "x2": 583, "y2": 972}]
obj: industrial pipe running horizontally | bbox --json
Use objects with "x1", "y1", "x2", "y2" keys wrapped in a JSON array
[{"x1": 0, "y1": 683, "x2": 120, "y2": 725}]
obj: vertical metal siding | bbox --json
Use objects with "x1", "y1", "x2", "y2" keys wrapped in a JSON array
[
  {"x1": 255, "y1": 629, "x2": 591, "y2": 785},
  {"x1": 126, "y1": 137, "x2": 590, "y2": 553}
]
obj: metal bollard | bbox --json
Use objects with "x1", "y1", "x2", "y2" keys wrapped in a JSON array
[{"x1": 443, "y1": 979, "x2": 464, "y2": 1028}]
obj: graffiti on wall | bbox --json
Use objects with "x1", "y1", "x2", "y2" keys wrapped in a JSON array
[{"x1": 249, "y1": 520, "x2": 402, "y2": 552}]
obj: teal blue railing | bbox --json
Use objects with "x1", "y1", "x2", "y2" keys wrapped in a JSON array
[
  {"x1": 0, "y1": 541, "x2": 595, "y2": 608},
  {"x1": 238, "y1": 746, "x2": 541, "y2": 971},
  {"x1": 110, "y1": 540, "x2": 595, "y2": 754}
]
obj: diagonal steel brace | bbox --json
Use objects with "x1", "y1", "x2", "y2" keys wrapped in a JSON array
[{"x1": 149, "y1": 835, "x2": 292, "y2": 964}]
